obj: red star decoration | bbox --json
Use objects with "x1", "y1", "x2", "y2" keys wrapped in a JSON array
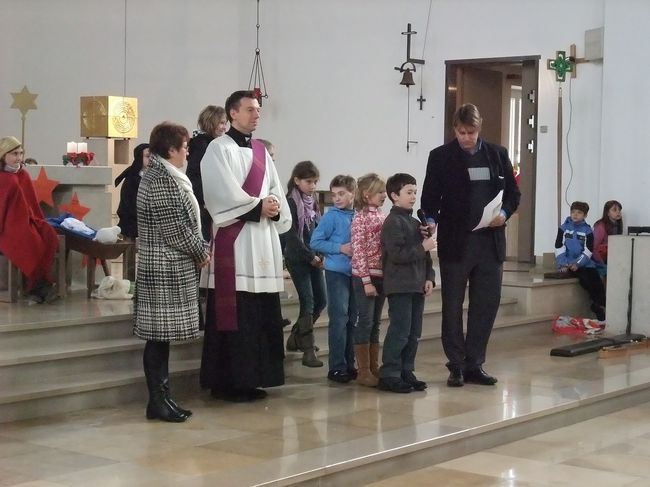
[
  {"x1": 31, "y1": 167, "x2": 59, "y2": 207},
  {"x1": 60, "y1": 192, "x2": 90, "y2": 220}
]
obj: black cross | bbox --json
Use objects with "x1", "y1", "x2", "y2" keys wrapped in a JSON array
[{"x1": 417, "y1": 94, "x2": 426, "y2": 110}]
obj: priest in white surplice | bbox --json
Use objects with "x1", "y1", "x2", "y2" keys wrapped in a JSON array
[{"x1": 199, "y1": 90, "x2": 291, "y2": 402}]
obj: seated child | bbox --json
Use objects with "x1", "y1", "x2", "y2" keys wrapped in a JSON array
[
  {"x1": 555, "y1": 201, "x2": 606, "y2": 320},
  {"x1": 378, "y1": 173, "x2": 435, "y2": 393},
  {"x1": 592, "y1": 199, "x2": 623, "y2": 266},
  {"x1": 0, "y1": 136, "x2": 59, "y2": 303}
]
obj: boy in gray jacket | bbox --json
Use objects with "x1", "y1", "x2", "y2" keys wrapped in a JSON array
[{"x1": 378, "y1": 173, "x2": 435, "y2": 393}]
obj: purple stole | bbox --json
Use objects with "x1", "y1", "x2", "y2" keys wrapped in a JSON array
[{"x1": 212, "y1": 139, "x2": 267, "y2": 331}]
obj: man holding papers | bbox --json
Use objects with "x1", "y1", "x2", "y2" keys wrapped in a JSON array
[{"x1": 421, "y1": 104, "x2": 520, "y2": 388}]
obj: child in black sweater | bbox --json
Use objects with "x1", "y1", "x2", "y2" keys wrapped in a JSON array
[{"x1": 378, "y1": 173, "x2": 435, "y2": 393}]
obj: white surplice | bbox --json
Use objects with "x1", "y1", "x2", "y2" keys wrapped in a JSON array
[{"x1": 200, "y1": 134, "x2": 291, "y2": 292}]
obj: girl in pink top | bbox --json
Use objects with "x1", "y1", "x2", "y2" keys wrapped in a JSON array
[
  {"x1": 592, "y1": 200, "x2": 623, "y2": 264},
  {"x1": 351, "y1": 173, "x2": 387, "y2": 386}
]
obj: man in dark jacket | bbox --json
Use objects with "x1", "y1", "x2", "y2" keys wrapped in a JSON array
[{"x1": 421, "y1": 104, "x2": 520, "y2": 388}]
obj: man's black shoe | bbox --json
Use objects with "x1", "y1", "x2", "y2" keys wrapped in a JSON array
[
  {"x1": 463, "y1": 367, "x2": 498, "y2": 385},
  {"x1": 401, "y1": 371, "x2": 427, "y2": 391},
  {"x1": 377, "y1": 377, "x2": 414, "y2": 393},
  {"x1": 447, "y1": 369, "x2": 464, "y2": 387},
  {"x1": 328, "y1": 370, "x2": 352, "y2": 383}
]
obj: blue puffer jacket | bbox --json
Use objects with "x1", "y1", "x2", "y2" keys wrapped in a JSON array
[
  {"x1": 310, "y1": 207, "x2": 354, "y2": 276},
  {"x1": 555, "y1": 217, "x2": 595, "y2": 269}
]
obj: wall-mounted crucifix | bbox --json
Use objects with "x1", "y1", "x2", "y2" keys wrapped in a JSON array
[
  {"x1": 394, "y1": 23, "x2": 426, "y2": 151},
  {"x1": 568, "y1": 43, "x2": 589, "y2": 78}
]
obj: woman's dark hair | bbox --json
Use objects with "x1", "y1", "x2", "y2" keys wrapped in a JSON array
[
  {"x1": 595, "y1": 200, "x2": 623, "y2": 235},
  {"x1": 149, "y1": 122, "x2": 189, "y2": 159},
  {"x1": 287, "y1": 160, "x2": 319, "y2": 192},
  {"x1": 131, "y1": 143, "x2": 150, "y2": 173},
  {"x1": 114, "y1": 143, "x2": 150, "y2": 187}
]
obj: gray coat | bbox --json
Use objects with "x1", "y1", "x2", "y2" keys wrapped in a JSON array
[
  {"x1": 134, "y1": 157, "x2": 209, "y2": 341},
  {"x1": 381, "y1": 206, "x2": 435, "y2": 296}
]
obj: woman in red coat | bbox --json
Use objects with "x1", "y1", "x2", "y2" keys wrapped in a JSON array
[{"x1": 0, "y1": 136, "x2": 59, "y2": 302}]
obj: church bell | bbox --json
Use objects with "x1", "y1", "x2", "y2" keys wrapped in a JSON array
[{"x1": 399, "y1": 69, "x2": 415, "y2": 87}]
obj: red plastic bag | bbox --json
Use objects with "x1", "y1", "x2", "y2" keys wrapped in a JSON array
[{"x1": 552, "y1": 315, "x2": 605, "y2": 335}]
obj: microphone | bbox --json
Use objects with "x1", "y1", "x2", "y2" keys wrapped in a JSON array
[{"x1": 417, "y1": 209, "x2": 432, "y2": 237}]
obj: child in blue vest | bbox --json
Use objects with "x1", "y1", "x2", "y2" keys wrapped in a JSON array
[{"x1": 555, "y1": 201, "x2": 606, "y2": 321}]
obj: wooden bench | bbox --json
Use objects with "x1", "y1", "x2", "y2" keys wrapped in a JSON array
[{"x1": 58, "y1": 229, "x2": 136, "y2": 298}]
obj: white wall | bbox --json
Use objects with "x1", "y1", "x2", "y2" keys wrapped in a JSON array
[
  {"x1": 1, "y1": 0, "x2": 241, "y2": 162},
  {"x1": 241, "y1": 0, "x2": 606, "y2": 254},
  {"x1": 600, "y1": 0, "x2": 650, "y2": 230},
  {"x1": 3, "y1": 0, "x2": 645, "y2": 255}
]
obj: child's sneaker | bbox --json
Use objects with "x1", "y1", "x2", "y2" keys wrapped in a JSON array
[
  {"x1": 378, "y1": 377, "x2": 413, "y2": 393},
  {"x1": 401, "y1": 371, "x2": 427, "y2": 391},
  {"x1": 327, "y1": 370, "x2": 352, "y2": 383}
]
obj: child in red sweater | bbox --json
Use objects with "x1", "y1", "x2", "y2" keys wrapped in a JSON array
[{"x1": 351, "y1": 173, "x2": 387, "y2": 386}]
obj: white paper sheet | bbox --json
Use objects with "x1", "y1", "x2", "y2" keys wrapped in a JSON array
[{"x1": 472, "y1": 190, "x2": 503, "y2": 231}]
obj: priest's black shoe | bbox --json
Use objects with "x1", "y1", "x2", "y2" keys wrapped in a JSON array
[
  {"x1": 446, "y1": 369, "x2": 464, "y2": 387},
  {"x1": 463, "y1": 367, "x2": 498, "y2": 385},
  {"x1": 211, "y1": 387, "x2": 268, "y2": 402},
  {"x1": 401, "y1": 371, "x2": 427, "y2": 391},
  {"x1": 377, "y1": 377, "x2": 414, "y2": 393}
]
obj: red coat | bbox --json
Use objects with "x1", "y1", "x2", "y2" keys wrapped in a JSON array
[{"x1": 0, "y1": 169, "x2": 58, "y2": 289}]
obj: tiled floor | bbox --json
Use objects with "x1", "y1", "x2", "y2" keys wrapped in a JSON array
[
  {"x1": 366, "y1": 402, "x2": 650, "y2": 486},
  {"x1": 1, "y1": 323, "x2": 650, "y2": 486}
]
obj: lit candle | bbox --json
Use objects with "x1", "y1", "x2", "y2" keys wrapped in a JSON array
[
  {"x1": 67, "y1": 141, "x2": 78, "y2": 153},
  {"x1": 77, "y1": 142, "x2": 88, "y2": 153}
]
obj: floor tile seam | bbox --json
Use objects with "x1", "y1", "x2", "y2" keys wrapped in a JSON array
[{"x1": 438, "y1": 450, "x2": 646, "y2": 483}]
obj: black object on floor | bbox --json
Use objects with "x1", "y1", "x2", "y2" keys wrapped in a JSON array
[
  {"x1": 550, "y1": 338, "x2": 617, "y2": 357},
  {"x1": 551, "y1": 237, "x2": 646, "y2": 357},
  {"x1": 611, "y1": 237, "x2": 647, "y2": 343}
]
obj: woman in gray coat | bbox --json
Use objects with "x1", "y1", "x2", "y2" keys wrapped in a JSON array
[{"x1": 134, "y1": 122, "x2": 211, "y2": 422}]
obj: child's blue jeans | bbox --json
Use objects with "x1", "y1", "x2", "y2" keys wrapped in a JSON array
[{"x1": 325, "y1": 270, "x2": 357, "y2": 372}]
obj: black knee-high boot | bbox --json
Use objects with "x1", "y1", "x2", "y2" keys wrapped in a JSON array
[
  {"x1": 160, "y1": 343, "x2": 192, "y2": 417},
  {"x1": 143, "y1": 341, "x2": 186, "y2": 422}
]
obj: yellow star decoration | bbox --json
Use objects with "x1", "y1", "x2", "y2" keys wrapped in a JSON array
[{"x1": 10, "y1": 85, "x2": 38, "y2": 116}]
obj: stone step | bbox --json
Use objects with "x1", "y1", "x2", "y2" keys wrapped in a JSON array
[
  {"x1": 0, "y1": 338, "x2": 199, "y2": 389},
  {"x1": 0, "y1": 359, "x2": 200, "y2": 423},
  {"x1": 0, "y1": 312, "x2": 551, "y2": 423},
  {"x1": 0, "y1": 315, "x2": 134, "y2": 352},
  {"x1": 290, "y1": 296, "x2": 520, "y2": 349},
  {"x1": 0, "y1": 302, "x2": 525, "y2": 391},
  {"x1": 284, "y1": 313, "x2": 553, "y2": 378},
  {"x1": 0, "y1": 296, "x2": 521, "y2": 390}
]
